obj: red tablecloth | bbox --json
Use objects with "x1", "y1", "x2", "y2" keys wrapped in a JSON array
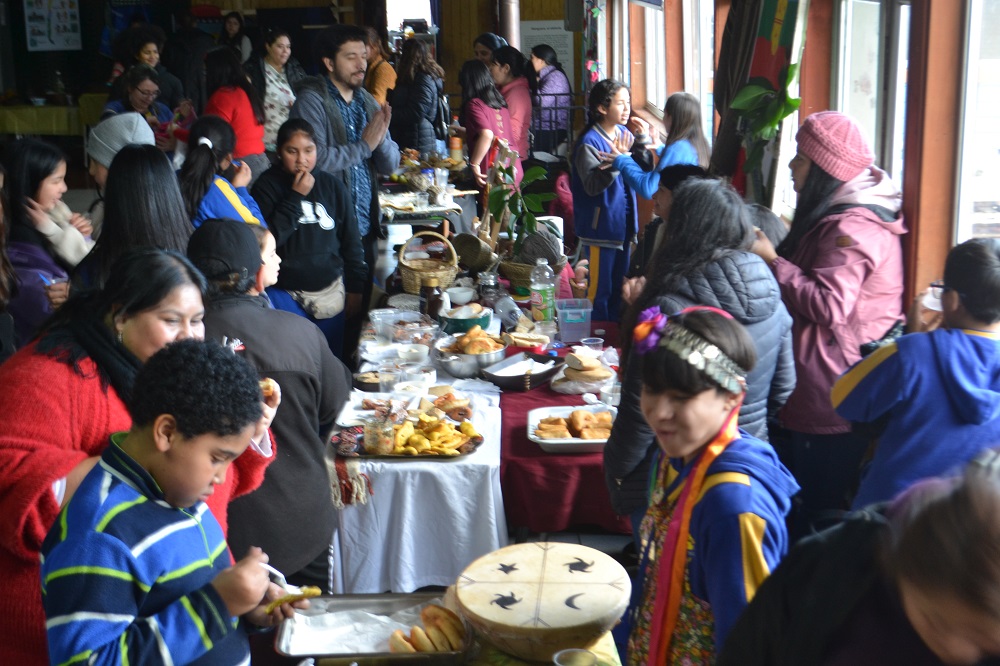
[{"x1": 499, "y1": 322, "x2": 631, "y2": 535}]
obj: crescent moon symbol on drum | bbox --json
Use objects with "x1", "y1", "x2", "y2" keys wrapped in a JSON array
[{"x1": 564, "y1": 593, "x2": 584, "y2": 610}]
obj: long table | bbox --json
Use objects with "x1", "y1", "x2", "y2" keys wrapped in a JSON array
[
  {"x1": 500, "y1": 321, "x2": 630, "y2": 536},
  {"x1": 328, "y1": 392, "x2": 507, "y2": 594}
]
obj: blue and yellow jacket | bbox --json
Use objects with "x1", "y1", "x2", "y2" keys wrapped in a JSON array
[
  {"x1": 656, "y1": 433, "x2": 799, "y2": 650},
  {"x1": 193, "y1": 175, "x2": 265, "y2": 229},
  {"x1": 571, "y1": 124, "x2": 637, "y2": 245},
  {"x1": 833, "y1": 328, "x2": 1000, "y2": 509},
  {"x1": 41, "y1": 435, "x2": 250, "y2": 666}
]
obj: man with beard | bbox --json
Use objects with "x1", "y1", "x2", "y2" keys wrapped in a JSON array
[{"x1": 290, "y1": 24, "x2": 399, "y2": 338}]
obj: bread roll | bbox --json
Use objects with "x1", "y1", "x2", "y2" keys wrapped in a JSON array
[
  {"x1": 564, "y1": 366, "x2": 614, "y2": 383},
  {"x1": 568, "y1": 409, "x2": 595, "y2": 433},
  {"x1": 565, "y1": 353, "x2": 602, "y2": 371},
  {"x1": 539, "y1": 416, "x2": 568, "y2": 427},
  {"x1": 593, "y1": 411, "x2": 613, "y2": 426},
  {"x1": 534, "y1": 427, "x2": 572, "y2": 439},
  {"x1": 579, "y1": 427, "x2": 612, "y2": 440}
]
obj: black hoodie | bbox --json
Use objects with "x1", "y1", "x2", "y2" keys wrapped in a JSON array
[{"x1": 252, "y1": 164, "x2": 368, "y2": 293}]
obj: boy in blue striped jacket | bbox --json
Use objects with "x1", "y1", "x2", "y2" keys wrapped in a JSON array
[{"x1": 41, "y1": 339, "x2": 302, "y2": 666}]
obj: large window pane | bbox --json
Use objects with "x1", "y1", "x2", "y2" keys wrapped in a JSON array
[
  {"x1": 957, "y1": 0, "x2": 1000, "y2": 241},
  {"x1": 837, "y1": 0, "x2": 883, "y2": 153},
  {"x1": 644, "y1": 7, "x2": 667, "y2": 110}
]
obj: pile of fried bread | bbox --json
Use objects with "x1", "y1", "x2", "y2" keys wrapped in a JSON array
[{"x1": 534, "y1": 409, "x2": 614, "y2": 441}]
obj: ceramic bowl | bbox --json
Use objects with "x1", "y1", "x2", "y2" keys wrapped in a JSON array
[{"x1": 446, "y1": 286, "x2": 477, "y2": 305}]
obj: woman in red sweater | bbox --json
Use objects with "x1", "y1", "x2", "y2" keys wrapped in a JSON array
[
  {"x1": 0, "y1": 249, "x2": 278, "y2": 665},
  {"x1": 205, "y1": 46, "x2": 269, "y2": 185}
]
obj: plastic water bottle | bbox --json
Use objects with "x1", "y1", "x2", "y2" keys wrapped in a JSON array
[{"x1": 530, "y1": 258, "x2": 556, "y2": 322}]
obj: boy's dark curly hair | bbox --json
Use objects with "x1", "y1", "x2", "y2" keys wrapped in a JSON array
[{"x1": 130, "y1": 339, "x2": 262, "y2": 438}]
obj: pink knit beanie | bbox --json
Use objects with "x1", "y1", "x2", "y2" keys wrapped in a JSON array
[{"x1": 795, "y1": 111, "x2": 874, "y2": 182}]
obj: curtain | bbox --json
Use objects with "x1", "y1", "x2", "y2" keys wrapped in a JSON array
[{"x1": 710, "y1": 0, "x2": 764, "y2": 178}]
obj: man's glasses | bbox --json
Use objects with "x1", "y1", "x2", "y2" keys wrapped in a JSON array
[{"x1": 930, "y1": 280, "x2": 968, "y2": 302}]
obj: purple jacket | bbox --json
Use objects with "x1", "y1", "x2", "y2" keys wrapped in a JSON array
[
  {"x1": 532, "y1": 65, "x2": 572, "y2": 132},
  {"x1": 772, "y1": 167, "x2": 906, "y2": 434},
  {"x1": 7, "y1": 242, "x2": 68, "y2": 348}
]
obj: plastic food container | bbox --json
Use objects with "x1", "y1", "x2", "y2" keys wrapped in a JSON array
[{"x1": 555, "y1": 299, "x2": 593, "y2": 343}]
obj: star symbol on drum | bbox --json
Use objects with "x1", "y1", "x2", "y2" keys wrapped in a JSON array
[{"x1": 497, "y1": 562, "x2": 518, "y2": 574}]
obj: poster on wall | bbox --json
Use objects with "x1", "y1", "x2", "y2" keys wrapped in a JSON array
[
  {"x1": 520, "y1": 20, "x2": 575, "y2": 92},
  {"x1": 25, "y1": 0, "x2": 82, "y2": 52}
]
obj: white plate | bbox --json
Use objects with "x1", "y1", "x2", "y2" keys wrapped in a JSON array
[
  {"x1": 526, "y1": 404, "x2": 618, "y2": 454},
  {"x1": 335, "y1": 390, "x2": 469, "y2": 427}
]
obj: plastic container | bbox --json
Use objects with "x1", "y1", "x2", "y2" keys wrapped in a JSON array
[
  {"x1": 555, "y1": 298, "x2": 593, "y2": 343},
  {"x1": 529, "y1": 258, "x2": 556, "y2": 322}
]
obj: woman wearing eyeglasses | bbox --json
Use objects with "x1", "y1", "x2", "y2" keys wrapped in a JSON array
[{"x1": 101, "y1": 64, "x2": 173, "y2": 131}]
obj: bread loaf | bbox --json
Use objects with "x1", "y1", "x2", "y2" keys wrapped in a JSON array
[
  {"x1": 565, "y1": 353, "x2": 602, "y2": 371},
  {"x1": 564, "y1": 366, "x2": 614, "y2": 383}
]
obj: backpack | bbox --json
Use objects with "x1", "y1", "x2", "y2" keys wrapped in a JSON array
[{"x1": 432, "y1": 87, "x2": 450, "y2": 142}]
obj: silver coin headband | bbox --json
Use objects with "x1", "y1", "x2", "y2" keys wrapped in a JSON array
[{"x1": 658, "y1": 324, "x2": 748, "y2": 394}]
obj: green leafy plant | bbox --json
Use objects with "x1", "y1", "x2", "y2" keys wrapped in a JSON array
[
  {"x1": 730, "y1": 63, "x2": 801, "y2": 174},
  {"x1": 487, "y1": 164, "x2": 558, "y2": 256}
]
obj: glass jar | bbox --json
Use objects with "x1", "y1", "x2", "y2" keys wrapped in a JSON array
[{"x1": 363, "y1": 416, "x2": 395, "y2": 455}]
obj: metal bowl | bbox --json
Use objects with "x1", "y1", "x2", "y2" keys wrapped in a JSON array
[{"x1": 434, "y1": 335, "x2": 508, "y2": 378}]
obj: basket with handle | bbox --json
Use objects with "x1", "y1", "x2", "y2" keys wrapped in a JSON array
[{"x1": 398, "y1": 230, "x2": 459, "y2": 295}]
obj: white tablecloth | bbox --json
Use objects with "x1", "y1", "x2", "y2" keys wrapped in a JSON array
[{"x1": 329, "y1": 393, "x2": 508, "y2": 593}]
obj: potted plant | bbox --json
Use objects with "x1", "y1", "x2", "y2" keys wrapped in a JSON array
[{"x1": 484, "y1": 164, "x2": 565, "y2": 289}]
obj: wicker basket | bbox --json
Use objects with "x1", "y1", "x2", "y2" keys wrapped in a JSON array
[
  {"x1": 398, "y1": 230, "x2": 459, "y2": 295},
  {"x1": 452, "y1": 233, "x2": 497, "y2": 273},
  {"x1": 499, "y1": 255, "x2": 568, "y2": 290}
]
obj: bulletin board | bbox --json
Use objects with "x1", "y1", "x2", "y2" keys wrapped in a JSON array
[
  {"x1": 24, "y1": 0, "x2": 82, "y2": 52},
  {"x1": 519, "y1": 20, "x2": 576, "y2": 92}
]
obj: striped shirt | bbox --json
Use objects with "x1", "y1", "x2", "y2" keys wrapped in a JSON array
[{"x1": 41, "y1": 434, "x2": 251, "y2": 666}]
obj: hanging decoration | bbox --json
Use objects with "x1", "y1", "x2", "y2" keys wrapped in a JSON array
[{"x1": 582, "y1": 0, "x2": 606, "y2": 93}]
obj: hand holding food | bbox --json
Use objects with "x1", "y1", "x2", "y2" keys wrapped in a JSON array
[{"x1": 264, "y1": 585, "x2": 321, "y2": 614}]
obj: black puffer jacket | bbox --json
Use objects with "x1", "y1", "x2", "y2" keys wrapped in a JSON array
[
  {"x1": 388, "y1": 72, "x2": 443, "y2": 156},
  {"x1": 603, "y1": 250, "x2": 795, "y2": 515}
]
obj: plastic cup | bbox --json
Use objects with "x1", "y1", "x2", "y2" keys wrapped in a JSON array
[
  {"x1": 552, "y1": 649, "x2": 598, "y2": 666},
  {"x1": 580, "y1": 337, "x2": 604, "y2": 351},
  {"x1": 378, "y1": 364, "x2": 403, "y2": 394},
  {"x1": 600, "y1": 382, "x2": 621, "y2": 407},
  {"x1": 922, "y1": 290, "x2": 942, "y2": 312}
]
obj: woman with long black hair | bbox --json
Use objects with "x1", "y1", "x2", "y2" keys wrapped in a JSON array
[
  {"x1": 750, "y1": 110, "x2": 905, "y2": 539},
  {"x1": 459, "y1": 59, "x2": 522, "y2": 188},
  {"x1": 204, "y1": 46, "x2": 269, "y2": 184},
  {"x1": 529, "y1": 44, "x2": 572, "y2": 154},
  {"x1": 605, "y1": 178, "x2": 795, "y2": 542},
  {"x1": 74, "y1": 144, "x2": 192, "y2": 289},
  {"x1": 389, "y1": 38, "x2": 446, "y2": 156}
]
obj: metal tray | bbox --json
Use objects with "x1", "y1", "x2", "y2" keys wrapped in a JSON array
[
  {"x1": 481, "y1": 352, "x2": 565, "y2": 392},
  {"x1": 275, "y1": 593, "x2": 471, "y2": 664}
]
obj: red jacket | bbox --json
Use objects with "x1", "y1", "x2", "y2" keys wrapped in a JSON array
[
  {"x1": 772, "y1": 167, "x2": 906, "y2": 434},
  {"x1": 0, "y1": 343, "x2": 273, "y2": 664},
  {"x1": 205, "y1": 86, "x2": 265, "y2": 159}
]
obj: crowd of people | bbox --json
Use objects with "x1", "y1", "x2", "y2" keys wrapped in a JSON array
[{"x1": 0, "y1": 11, "x2": 999, "y2": 666}]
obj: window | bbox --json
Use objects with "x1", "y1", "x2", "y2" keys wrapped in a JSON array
[
  {"x1": 956, "y1": 0, "x2": 1000, "y2": 242},
  {"x1": 833, "y1": 0, "x2": 910, "y2": 180},
  {"x1": 386, "y1": 0, "x2": 432, "y2": 32},
  {"x1": 682, "y1": 0, "x2": 716, "y2": 143},
  {"x1": 644, "y1": 7, "x2": 666, "y2": 111}
]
